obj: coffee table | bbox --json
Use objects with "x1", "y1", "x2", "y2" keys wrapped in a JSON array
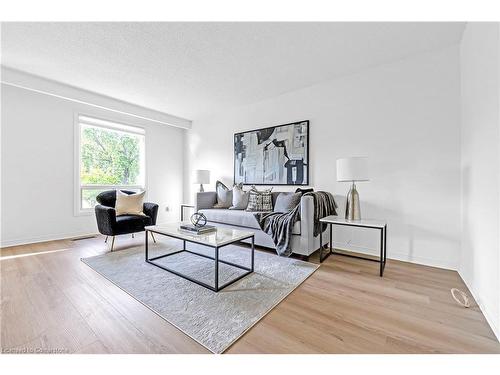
[{"x1": 144, "y1": 223, "x2": 255, "y2": 292}]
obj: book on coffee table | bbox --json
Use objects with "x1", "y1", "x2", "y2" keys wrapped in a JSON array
[{"x1": 179, "y1": 224, "x2": 216, "y2": 235}]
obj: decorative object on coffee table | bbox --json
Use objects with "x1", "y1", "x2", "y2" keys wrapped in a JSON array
[
  {"x1": 191, "y1": 212, "x2": 207, "y2": 227},
  {"x1": 194, "y1": 169, "x2": 210, "y2": 192},
  {"x1": 179, "y1": 223, "x2": 216, "y2": 235},
  {"x1": 336, "y1": 157, "x2": 369, "y2": 221},
  {"x1": 179, "y1": 212, "x2": 215, "y2": 235},
  {"x1": 319, "y1": 215, "x2": 387, "y2": 276},
  {"x1": 234, "y1": 120, "x2": 309, "y2": 185}
]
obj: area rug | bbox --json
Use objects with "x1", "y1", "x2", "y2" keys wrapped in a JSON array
[{"x1": 81, "y1": 239, "x2": 318, "y2": 353}]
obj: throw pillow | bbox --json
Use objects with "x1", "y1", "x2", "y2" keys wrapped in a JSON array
[
  {"x1": 274, "y1": 192, "x2": 301, "y2": 213},
  {"x1": 246, "y1": 186, "x2": 273, "y2": 212},
  {"x1": 230, "y1": 183, "x2": 249, "y2": 210},
  {"x1": 115, "y1": 190, "x2": 146, "y2": 216},
  {"x1": 213, "y1": 180, "x2": 232, "y2": 208}
]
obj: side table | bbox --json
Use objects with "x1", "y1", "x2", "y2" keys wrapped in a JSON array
[{"x1": 319, "y1": 216, "x2": 387, "y2": 277}]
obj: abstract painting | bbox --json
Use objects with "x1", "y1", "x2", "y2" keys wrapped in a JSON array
[{"x1": 234, "y1": 121, "x2": 309, "y2": 185}]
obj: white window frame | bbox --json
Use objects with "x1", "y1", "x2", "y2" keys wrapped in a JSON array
[{"x1": 74, "y1": 113, "x2": 147, "y2": 216}]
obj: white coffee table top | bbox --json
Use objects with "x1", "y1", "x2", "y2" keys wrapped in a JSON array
[
  {"x1": 145, "y1": 222, "x2": 254, "y2": 247},
  {"x1": 320, "y1": 216, "x2": 386, "y2": 228}
]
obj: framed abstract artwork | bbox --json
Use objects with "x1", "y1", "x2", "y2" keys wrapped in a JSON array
[{"x1": 234, "y1": 120, "x2": 309, "y2": 185}]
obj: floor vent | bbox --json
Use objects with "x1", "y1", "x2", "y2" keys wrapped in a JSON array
[{"x1": 71, "y1": 235, "x2": 97, "y2": 241}]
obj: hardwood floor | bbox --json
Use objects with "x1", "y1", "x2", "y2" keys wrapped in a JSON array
[{"x1": 1, "y1": 234, "x2": 499, "y2": 354}]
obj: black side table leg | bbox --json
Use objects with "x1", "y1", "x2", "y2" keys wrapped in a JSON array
[
  {"x1": 215, "y1": 246, "x2": 219, "y2": 292},
  {"x1": 329, "y1": 223, "x2": 333, "y2": 254},
  {"x1": 319, "y1": 226, "x2": 323, "y2": 262},
  {"x1": 145, "y1": 229, "x2": 149, "y2": 261},
  {"x1": 251, "y1": 236, "x2": 255, "y2": 272},
  {"x1": 319, "y1": 224, "x2": 332, "y2": 263},
  {"x1": 384, "y1": 225, "x2": 387, "y2": 265},
  {"x1": 379, "y1": 227, "x2": 384, "y2": 277}
]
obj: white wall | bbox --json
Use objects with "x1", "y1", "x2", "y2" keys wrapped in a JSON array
[
  {"x1": 185, "y1": 46, "x2": 462, "y2": 270},
  {"x1": 1, "y1": 72, "x2": 187, "y2": 247},
  {"x1": 459, "y1": 22, "x2": 500, "y2": 340}
]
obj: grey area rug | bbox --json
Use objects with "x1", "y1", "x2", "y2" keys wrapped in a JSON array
[{"x1": 81, "y1": 239, "x2": 318, "y2": 353}]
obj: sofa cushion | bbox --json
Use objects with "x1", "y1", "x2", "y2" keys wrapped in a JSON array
[
  {"x1": 213, "y1": 180, "x2": 232, "y2": 208},
  {"x1": 246, "y1": 187, "x2": 273, "y2": 211},
  {"x1": 271, "y1": 192, "x2": 280, "y2": 206},
  {"x1": 199, "y1": 208, "x2": 300, "y2": 235},
  {"x1": 274, "y1": 192, "x2": 301, "y2": 213},
  {"x1": 230, "y1": 184, "x2": 249, "y2": 210}
]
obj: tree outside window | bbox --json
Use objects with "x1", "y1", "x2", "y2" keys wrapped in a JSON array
[{"x1": 78, "y1": 118, "x2": 145, "y2": 209}]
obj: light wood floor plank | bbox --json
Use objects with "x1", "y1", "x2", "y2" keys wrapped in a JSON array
[{"x1": 1, "y1": 234, "x2": 499, "y2": 354}]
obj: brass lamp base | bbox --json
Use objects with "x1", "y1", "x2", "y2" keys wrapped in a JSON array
[{"x1": 345, "y1": 182, "x2": 361, "y2": 221}]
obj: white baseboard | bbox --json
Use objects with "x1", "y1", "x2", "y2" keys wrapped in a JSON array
[
  {"x1": 3, "y1": 235, "x2": 458, "y2": 271},
  {"x1": 1, "y1": 231, "x2": 99, "y2": 248},
  {"x1": 458, "y1": 270, "x2": 500, "y2": 342},
  {"x1": 333, "y1": 241, "x2": 458, "y2": 271}
]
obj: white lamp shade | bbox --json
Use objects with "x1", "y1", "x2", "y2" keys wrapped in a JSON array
[
  {"x1": 193, "y1": 169, "x2": 210, "y2": 184},
  {"x1": 336, "y1": 157, "x2": 369, "y2": 182}
]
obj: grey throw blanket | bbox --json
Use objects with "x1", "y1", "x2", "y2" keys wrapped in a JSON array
[
  {"x1": 254, "y1": 191, "x2": 337, "y2": 256},
  {"x1": 303, "y1": 191, "x2": 338, "y2": 236},
  {"x1": 253, "y1": 204, "x2": 300, "y2": 256}
]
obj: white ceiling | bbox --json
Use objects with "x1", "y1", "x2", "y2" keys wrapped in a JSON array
[{"x1": 1, "y1": 22, "x2": 465, "y2": 120}]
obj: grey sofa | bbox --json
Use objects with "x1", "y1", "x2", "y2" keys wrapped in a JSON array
[{"x1": 195, "y1": 191, "x2": 329, "y2": 259}]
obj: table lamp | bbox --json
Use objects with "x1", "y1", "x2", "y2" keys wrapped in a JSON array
[
  {"x1": 194, "y1": 170, "x2": 210, "y2": 192},
  {"x1": 336, "y1": 157, "x2": 369, "y2": 220}
]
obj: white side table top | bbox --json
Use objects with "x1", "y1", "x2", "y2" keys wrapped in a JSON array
[{"x1": 320, "y1": 215, "x2": 386, "y2": 229}]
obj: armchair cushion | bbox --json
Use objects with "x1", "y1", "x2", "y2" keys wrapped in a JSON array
[
  {"x1": 115, "y1": 190, "x2": 146, "y2": 216},
  {"x1": 115, "y1": 215, "x2": 152, "y2": 235}
]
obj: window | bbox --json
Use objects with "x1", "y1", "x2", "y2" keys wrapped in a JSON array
[{"x1": 76, "y1": 115, "x2": 145, "y2": 213}]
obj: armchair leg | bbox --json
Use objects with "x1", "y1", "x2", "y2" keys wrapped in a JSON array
[
  {"x1": 150, "y1": 232, "x2": 157, "y2": 243},
  {"x1": 110, "y1": 236, "x2": 115, "y2": 252},
  {"x1": 104, "y1": 236, "x2": 108, "y2": 243}
]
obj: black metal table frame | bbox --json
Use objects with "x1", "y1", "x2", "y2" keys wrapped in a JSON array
[
  {"x1": 319, "y1": 222, "x2": 387, "y2": 277},
  {"x1": 145, "y1": 228, "x2": 255, "y2": 292}
]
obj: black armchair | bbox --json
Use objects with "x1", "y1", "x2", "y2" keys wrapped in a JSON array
[{"x1": 94, "y1": 190, "x2": 159, "y2": 251}]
